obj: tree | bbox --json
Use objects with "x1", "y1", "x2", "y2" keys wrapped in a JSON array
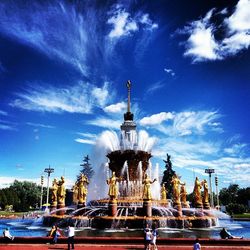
[
  {"x1": 9, "y1": 180, "x2": 41, "y2": 211},
  {"x1": 161, "y1": 154, "x2": 176, "y2": 199},
  {"x1": 219, "y1": 184, "x2": 240, "y2": 206},
  {"x1": 78, "y1": 155, "x2": 94, "y2": 181}
]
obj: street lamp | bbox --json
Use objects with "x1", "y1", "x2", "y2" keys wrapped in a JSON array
[
  {"x1": 44, "y1": 165, "x2": 54, "y2": 211},
  {"x1": 40, "y1": 175, "x2": 44, "y2": 209},
  {"x1": 205, "y1": 168, "x2": 215, "y2": 208},
  {"x1": 215, "y1": 175, "x2": 219, "y2": 208}
]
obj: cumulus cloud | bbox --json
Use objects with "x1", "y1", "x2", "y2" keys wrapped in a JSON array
[
  {"x1": 10, "y1": 82, "x2": 112, "y2": 114},
  {"x1": 140, "y1": 112, "x2": 174, "y2": 126},
  {"x1": 180, "y1": 0, "x2": 250, "y2": 62},
  {"x1": 107, "y1": 5, "x2": 158, "y2": 39},
  {"x1": 104, "y1": 102, "x2": 127, "y2": 113}
]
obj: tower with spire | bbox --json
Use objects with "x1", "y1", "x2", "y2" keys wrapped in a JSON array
[{"x1": 120, "y1": 80, "x2": 138, "y2": 150}]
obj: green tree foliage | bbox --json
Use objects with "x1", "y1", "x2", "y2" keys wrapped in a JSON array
[
  {"x1": 219, "y1": 184, "x2": 250, "y2": 214},
  {"x1": 161, "y1": 154, "x2": 175, "y2": 199},
  {"x1": 219, "y1": 184, "x2": 240, "y2": 205},
  {"x1": 78, "y1": 155, "x2": 94, "y2": 181},
  {"x1": 0, "y1": 180, "x2": 42, "y2": 212}
]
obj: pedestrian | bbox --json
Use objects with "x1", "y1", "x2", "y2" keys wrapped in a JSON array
[
  {"x1": 151, "y1": 223, "x2": 159, "y2": 250},
  {"x1": 193, "y1": 238, "x2": 201, "y2": 250},
  {"x1": 67, "y1": 224, "x2": 75, "y2": 250},
  {"x1": 220, "y1": 227, "x2": 243, "y2": 239},
  {"x1": 3, "y1": 228, "x2": 14, "y2": 241},
  {"x1": 144, "y1": 223, "x2": 152, "y2": 250}
]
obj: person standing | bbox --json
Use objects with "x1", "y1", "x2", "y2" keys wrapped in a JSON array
[
  {"x1": 144, "y1": 224, "x2": 152, "y2": 250},
  {"x1": 193, "y1": 238, "x2": 201, "y2": 250},
  {"x1": 67, "y1": 224, "x2": 75, "y2": 250},
  {"x1": 151, "y1": 223, "x2": 159, "y2": 250}
]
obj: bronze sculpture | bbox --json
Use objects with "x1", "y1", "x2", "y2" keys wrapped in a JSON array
[
  {"x1": 142, "y1": 173, "x2": 156, "y2": 200},
  {"x1": 193, "y1": 177, "x2": 203, "y2": 208},
  {"x1": 51, "y1": 178, "x2": 58, "y2": 207},
  {"x1": 78, "y1": 174, "x2": 89, "y2": 204},
  {"x1": 107, "y1": 172, "x2": 119, "y2": 200},
  {"x1": 57, "y1": 176, "x2": 66, "y2": 205}
]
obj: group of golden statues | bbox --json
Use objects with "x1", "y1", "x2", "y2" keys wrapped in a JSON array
[
  {"x1": 106, "y1": 171, "x2": 210, "y2": 209},
  {"x1": 51, "y1": 171, "x2": 210, "y2": 209},
  {"x1": 51, "y1": 176, "x2": 66, "y2": 207},
  {"x1": 72, "y1": 174, "x2": 89, "y2": 205},
  {"x1": 51, "y1": 174, "x2": 89, "y2": 207}
]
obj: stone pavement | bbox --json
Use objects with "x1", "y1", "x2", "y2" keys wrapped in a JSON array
[{"x1": 0, "y1": 244, "x2": 250, "y2": 250}]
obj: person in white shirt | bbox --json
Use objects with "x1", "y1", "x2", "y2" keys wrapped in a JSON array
[
  {"x1": 67, "y1": 225, "x2": 75, "y2": 250},
  {"x1": 3, "y1": 228, "x2": 14, "y2": 241}
]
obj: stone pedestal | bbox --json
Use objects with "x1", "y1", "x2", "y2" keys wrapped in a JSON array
[
  {"x1": 57, "y1": 203, "x2": 65, "y2": 215},
  {"x1": 108, "y1": 200, "x2": 117, "y2": 217},
  {"x1": 173, "y1": 200, "x2": 182, "y2": 217},
  {"x1": 143, "y1": 200, "x2": 152, "y2": 217}
]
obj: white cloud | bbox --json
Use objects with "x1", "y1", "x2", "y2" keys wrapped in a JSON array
[
  {"x1": 164, "y1": 68, "x2": 175, "y2": 76},
  {"x1": 104, "y1": 102, "x2": 127, "y2": 113},
  {"x1": 140, "y1": 112, "x2": 174, "y2": 126},
  {"x1": 140, "y1": 110, "x2": 222, "y2": 136},
  {"x1": 180, "y1": 0, "x2": 250, "y2": 62},
  {"x1": 26, "y1": 122, "x2": 55, "y2": 129},
  {"x1": 75, "y1": 138, "x2": 96, "y2": 145},
  {"x1": 182, "y1": 9, "x2": 221, "y2": 62},
  {"x1": 107, "y1": 5, "x2": 158, "y2": 39},
  {"x1": 226, "y1": 0, "x2": 250, "y2": 32},
  {"x1": 75, "y1": 132, "x2": 97, "y2": 145},
  {"x1": 145, "y1": 81, "x2": 165, "y2": 95},
  {"x1": 87, "y1": 117, "x2": 121, "y2": 129},
  {"x1": 0, "y1": 119, "x2": 17, "y2": 131},
  {"x1": 10, "y1": 82, "x2": 113, "y2": 114}
]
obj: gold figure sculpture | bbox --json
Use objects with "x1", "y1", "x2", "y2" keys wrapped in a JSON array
[
  {"x1": 180, "y1": 182, "x2": 189, "y2": 208},
  {"x1": 193, "y1": 177, "x2": 203, "y2": 208},
  {"x1": 202, "y1": 179, "x2": 210, "y2": 209},
  {"x1": 78, "y1": 174, "x2": 89, "y2": 204},
  {"x1": 142, "y1": 173, "x2": 156, "y2": 200},
  {"x1": 57, "y1": 176, "x2": 66, "y2": 205},
  {"x1": 72, "y1": 181, "x2": 79, "y2": 204},
  {"x1": 171, "y1": 173, "x2": 183, "y2": 205},
  {"x1": 51, "y1": 178, "x2": 58, "y2": 206},
  {"x1": 107, "y1": 172, "x2": 119, "y2": 200},
  {"x1": 161, "y1": 185, "x2": 167, "y2": 200}
]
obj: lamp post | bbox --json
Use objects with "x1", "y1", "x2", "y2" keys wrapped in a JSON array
[
  {"x1": 215, "y1": 175, "x2": 219, "y2": 208},
  {"x1": 40, "y1": 175, "x2": 44, "y2": 209},
  {"x1": 44, "y1": 166, "x2": 54, "y2": 211},
  {"x1": 205, "y1": 168, "x2": 215, "y2": 208}
]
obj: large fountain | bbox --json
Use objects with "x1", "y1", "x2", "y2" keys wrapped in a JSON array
[{"x1": 43, "y1": 81, "x2": 217, "y2": 229}]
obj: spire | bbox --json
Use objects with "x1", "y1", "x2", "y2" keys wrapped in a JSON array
[
  {"x1": 124, "y1": 80, "x2": 133, "y2": 121},
  {"x1": 126, "y1": 80, "x2": 131, "y2": 113}
]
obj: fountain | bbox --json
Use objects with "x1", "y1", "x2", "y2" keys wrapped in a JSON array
[{"x1": 43, "y1": 80, "x2": 217, "y2": 229}]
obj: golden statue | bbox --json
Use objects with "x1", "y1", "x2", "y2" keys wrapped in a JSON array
[
  {"x1": 161, "y1": 185, "x2": 167, "y2": 200},
  {"x1": 202, "y1": 179, "x2": 210, "y2": 209},
  {"x1": 107, "y1": 172, "x2": 119, "y2": 200},
  {"x1": 193, "y1": 177, "x2": 203, "y2": 208},
  {"x1": 57, "y1": 176, "x2": 66, "y2": 205},
  {"x1": 171, "y1": 173, "x2": 183, "y2": 205},
  {"x1": 142, "y1": 173, "x2": 156, "y2": 200},
  {"x1": 72, "y1": 181, "x2": 79, "y2": 204},
  {"x1": 180, "y1": 182, "x2": 189, "y2": 208},
  {"x1": 78, "y1": 174, "x2": 89, "y2": 204},
  {"x1": 51, "y1": 178, "x2": 58, "y2": 206}
]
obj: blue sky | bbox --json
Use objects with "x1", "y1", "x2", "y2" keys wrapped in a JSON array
[{"x1": 0, "y1": 0, "x2": 249, "y2": 194}]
